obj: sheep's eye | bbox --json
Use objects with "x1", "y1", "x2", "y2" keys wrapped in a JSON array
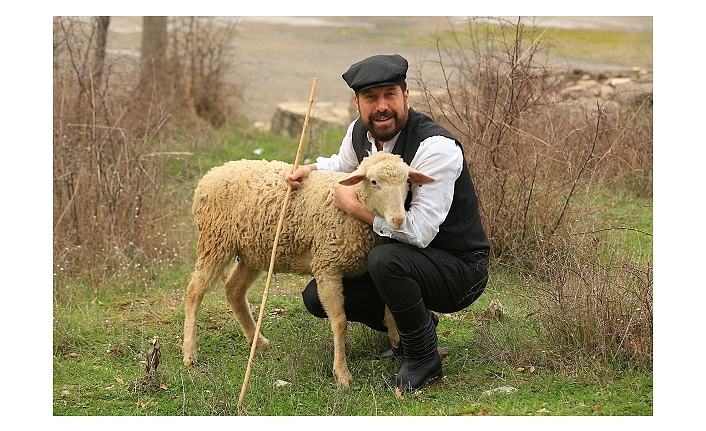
[{"x1": 370, "y1": 179, "x2": 378, "y2": 186}]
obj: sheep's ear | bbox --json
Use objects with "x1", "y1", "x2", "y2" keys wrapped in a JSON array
[
  {"x1": 408, "y1": 169, "x2": 435, "y2": 185},
  {"x1": 339, "y1": 165, "x2": 367, "y2": 186},
  {"x1": 339, "y1": 173, "x2": 366, "y2": 186}
]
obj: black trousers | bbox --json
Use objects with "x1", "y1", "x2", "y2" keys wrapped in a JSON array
[{"x1": 302, "y1": 242, "x2": 489, "y2": 332}]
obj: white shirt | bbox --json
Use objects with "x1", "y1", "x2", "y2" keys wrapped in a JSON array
[{"x1": 314, "y1": 120, "x2": 463, "y2": 248}]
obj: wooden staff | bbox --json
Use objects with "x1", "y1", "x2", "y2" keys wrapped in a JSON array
[{"x1": 237, "y1": 76, "x2": 319, "y2": 411}]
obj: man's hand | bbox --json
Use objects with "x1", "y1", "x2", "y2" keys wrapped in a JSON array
[
  {"x1": 331, "y1": 183, "x2": 375, "y2": 225},
  {"x1": 282, "y1": 164, "x2": 316, "y2": 189}
]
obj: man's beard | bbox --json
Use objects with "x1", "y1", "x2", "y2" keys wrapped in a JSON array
[{"x1": 363, "y1": 109, "x2": 407, "y2": 142}]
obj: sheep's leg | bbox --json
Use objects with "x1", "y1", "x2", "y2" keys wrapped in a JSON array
[
  {"x1": 183, "y1": 256, "x2": 230, "y2": 366},
  {"x1": 224, "y1": 260, "x2": 269, "y2": 350},
  {"x1": 383, "y1": 306, "x2": 400, "y2": 351},
  {"x1": 317, "y1": 275, "x2": 352, "y2": 387}
]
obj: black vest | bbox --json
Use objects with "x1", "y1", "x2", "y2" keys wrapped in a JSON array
[{"x1": 352, "y1": 108, "x2": 490, "y2": 257}]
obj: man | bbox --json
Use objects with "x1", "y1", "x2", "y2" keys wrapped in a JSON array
[{"x1": 284, "y1": 54, "x2": 490, "y2": 392}]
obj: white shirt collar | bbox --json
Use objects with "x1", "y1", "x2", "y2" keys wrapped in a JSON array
[{"x1": 366, "y1": 130, "x2": 401, "y2": 152}]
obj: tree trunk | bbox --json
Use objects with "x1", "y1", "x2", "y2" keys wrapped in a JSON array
[
  {"x1": 141, "y1": 16, "x2": 168, "y2": 87},
  {"x1": 93, "y1": 16, "x2": 110, "y2": 86}
]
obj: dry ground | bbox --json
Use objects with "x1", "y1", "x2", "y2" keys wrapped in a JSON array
[{"x1": 106, "y1": 16, "x2": 653, "y2": 126}]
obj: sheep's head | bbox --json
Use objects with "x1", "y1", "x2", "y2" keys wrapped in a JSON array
[{"x1": 338, "y1": 153, "x2": 435, "y2": 230}]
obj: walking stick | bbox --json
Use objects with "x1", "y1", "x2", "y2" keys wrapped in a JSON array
[{"x1": 237, "y1": 77, "x2": 319, "y2": 411}]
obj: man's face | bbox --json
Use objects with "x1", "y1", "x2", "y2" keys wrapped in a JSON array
[{"x1": 354, "y1": 85, "x2": 409, "y2": 142}]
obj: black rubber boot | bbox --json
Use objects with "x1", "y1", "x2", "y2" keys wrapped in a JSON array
[
  {"x1": 385, "y1": 300, "x2": 442, "y2": 392},
  {"x1": 379, "y1": 311, "x2": 439, "y2": 359},
  {"x1": 379, "y1": 344, "x2": 402, "y2": 360}
]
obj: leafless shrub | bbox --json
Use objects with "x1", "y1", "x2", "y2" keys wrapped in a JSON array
[
  {"x1": 414, "y1": 17, "x2": 652, "y2": 370},
  {"x1": 164, "y1": 17, "x2": 242, "y2": 127},
  {"x1": 414, "y1": 17, "x2": 652, "y2": 258},
  {"x1": 523, "y1": 231, "x2": 652, "y2": 369},
  {"x1": 53, "y1": 17, "x2": 238, "y2": 293}
]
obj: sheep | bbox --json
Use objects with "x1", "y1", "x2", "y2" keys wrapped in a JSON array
[{"x1": 181, "y1": 151, "x2": 435, "y2": 387}]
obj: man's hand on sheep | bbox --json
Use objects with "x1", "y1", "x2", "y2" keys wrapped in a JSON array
[
  {"x1": 183, "y1": 152, "x2": 434, "y2": 387},
  {"x1": 283, "y1": 164, "x2": 317, "y2": 190},
  {"x1": 331, "y1": 182, "x2": 375, "y2": 225}
]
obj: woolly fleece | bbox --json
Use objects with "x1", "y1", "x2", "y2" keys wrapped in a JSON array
[{"x1": 183, "y1": 152, "x2": 424, "y2": 387}]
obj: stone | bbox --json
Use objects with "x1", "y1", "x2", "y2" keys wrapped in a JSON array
[{"x1": 270, "y1": 101, "x2": 354, "y2": 137}]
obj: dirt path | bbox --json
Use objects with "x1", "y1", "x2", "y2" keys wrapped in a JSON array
[
  {"x1": 228, "y1": 16, "x2": 466, "y2": 125},
  {"x1": 107, "y1": 16, "x2": 653, "y2": 126}
]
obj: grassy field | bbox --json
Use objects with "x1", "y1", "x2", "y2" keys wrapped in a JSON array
[
  {"x1": 53, "y1": 272, "x2": 652, "y2": 416},
  {"x1": 52, "y1": 17, "x2": 653, "y2": 420},
  {"x1": 52, "y1": 128, "x2": 652, "y2": 417}
]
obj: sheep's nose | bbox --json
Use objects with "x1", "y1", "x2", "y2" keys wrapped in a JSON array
[{"x1": 390, "y1": 217, "x2": 405, "y2": 230}]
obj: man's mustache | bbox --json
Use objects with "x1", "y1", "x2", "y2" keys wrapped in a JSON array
[{"x1": 371, "y1": 111, "x2": 395, "y2": 120}]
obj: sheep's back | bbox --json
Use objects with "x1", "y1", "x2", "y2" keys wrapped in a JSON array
[
  {"x1": 293, "y1": 170, "x2": 385, "y2": 277},
  {"x1": 192, "y1": 159, "x2": 383, "y2": 277}
]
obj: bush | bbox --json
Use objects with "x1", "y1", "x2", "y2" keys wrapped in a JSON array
[
  {"x1": 53, "y1": 17, "x2": 238, "y2": 293},
  {"x1": 414, "y1": 17, "x2": 652, "y2": 260},
  {"x1": 413, "y1": 17, "x2": 653, "y2": 370}
]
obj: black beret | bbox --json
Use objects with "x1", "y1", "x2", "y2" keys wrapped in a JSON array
[{"x1": 342, "y1": 54, "x2": 408, "y2": 93}]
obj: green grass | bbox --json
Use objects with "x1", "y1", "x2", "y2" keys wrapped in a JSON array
[
  {"x1": 52, "y1": 122, "x2": 652, "y2": 417},
  {"x1": 569, "y1": 192, "x2": 653, "y2": 265},
  {"x1": 192, "y1": 128, "x2": 344, "y2": 174},
  {"x1": 543, "y1": 27, "x2": 653, "y2": 68},
  {"x1": 408, "y1": 20, "x2": 652, "y2": 69},
  {"x1": 52, "y1": 120, "x2": 652, "y2": 417},
  {"x1": 53, "y1": 270, "x2": 652, "y2": 416}
]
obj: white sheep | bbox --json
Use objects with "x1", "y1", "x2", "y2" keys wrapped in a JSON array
[{"x1": 181, "y1": 151, "x2": 435, "y2": 387}]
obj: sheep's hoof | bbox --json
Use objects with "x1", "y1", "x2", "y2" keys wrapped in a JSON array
[
  {"x1": 183, "y1": 355, "x2": 196, "y2": 367},
  {"x1": 255, "y1": 336, "x2": 270, "y2": 351},
  {"x1": 334, "y1": 370, "x2": 353, "y2": 388}
]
